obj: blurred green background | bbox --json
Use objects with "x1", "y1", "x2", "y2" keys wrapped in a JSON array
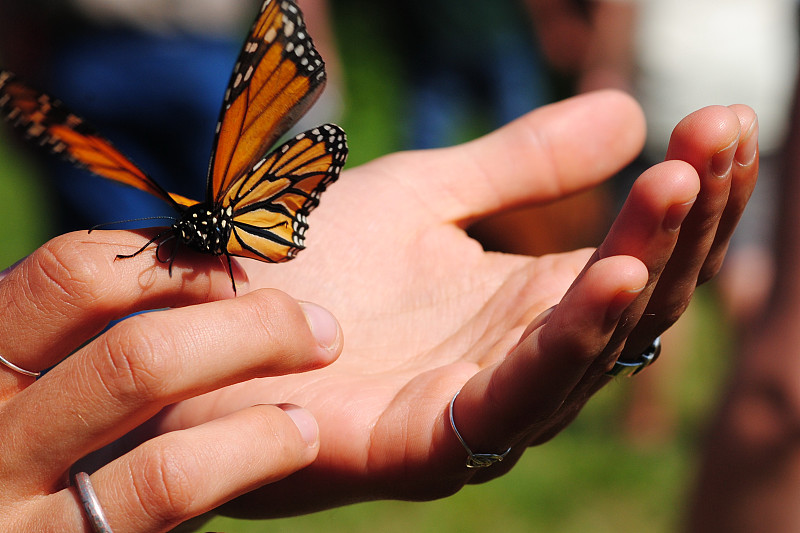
[
  {"x1": 0, "y1": 2, "x2": 734, "y2": 532},
  {"x1": 0, "y1": 133, "x2": 52, "y2": 269}
]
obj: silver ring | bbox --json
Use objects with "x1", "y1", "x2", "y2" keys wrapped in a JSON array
[
  {"x1": 73, "y1": 471, "x2": 114, "y2": 533},
  {"x1": 0, "y1": 352, "x2": 40, "y2": 378},
  {"x1": 449, "y1": 389, "x2": 512, "y2": 468},
  {"x1": 605, "y1": 336, "x2": 662, "y2": 378}
]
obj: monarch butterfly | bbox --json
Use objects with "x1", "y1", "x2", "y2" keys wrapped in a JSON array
[{"x1": 0, "y1": 0, "x2": 348, "y2": 293}]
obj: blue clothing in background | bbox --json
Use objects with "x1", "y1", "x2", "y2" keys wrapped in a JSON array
[
  {"x1": 47, "y1": 32, "x2": 240, "y2": 230},
  {"x1": 400, "y1": 0, "x2": 550, "y2": 149}
]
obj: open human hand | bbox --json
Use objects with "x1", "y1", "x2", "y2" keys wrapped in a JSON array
[{"x1": 140, "y1": 90, "x2": 756, "y2": 517}]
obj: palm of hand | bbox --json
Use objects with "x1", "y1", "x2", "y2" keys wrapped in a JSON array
[
  {"x1": 225, "y1": 154, "x2": 587, "y2": 467},
  {"x1": 159, "y1": 135, "x2": 596, "y2": 516}
]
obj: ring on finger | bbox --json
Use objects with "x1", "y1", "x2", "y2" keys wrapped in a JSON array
[
  {"x1": 73, "y1": 471, "x2": 114, "y2": 533},
  {"x1": 0, "y1": 352, "x2": 40, "y2": 378},
  {"x1": 449, "y1": 389, "x2": 512, "y2": 468},
  {"x1": 605, "y1": 336, "x2": 662, "y2": 378}
]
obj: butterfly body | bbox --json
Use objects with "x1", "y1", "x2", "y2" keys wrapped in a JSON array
[
  {"x1": 175, "y1": 204, "x2": 235, "y2": 257},
  {"x1": 0, "y1": 0, "x2": 347, "y2": 293}
]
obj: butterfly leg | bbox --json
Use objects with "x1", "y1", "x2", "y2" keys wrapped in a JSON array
[
  {"x1": 223, "y1": 253, "x2": 237, "y2": 295},
  {"x1": 154, "y1": 235, "x2": 180, "y2": 277},
  {"x1": 115, "y1": 228, "x2": 174, "y2": 260}
]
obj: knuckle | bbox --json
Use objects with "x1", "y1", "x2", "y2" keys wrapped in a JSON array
[
  {"x1": 247, "y1": 289, "x2": 309, "y2": 351},
  {"x1": 96, "y1": 316, "x2": 171, "y2": 403},
  {"x1": 130, "y1": 444, "x2": 197, "y2": 524},
  {"x1": 27, "y1": 234, "x2": 113, "y2": 307}
]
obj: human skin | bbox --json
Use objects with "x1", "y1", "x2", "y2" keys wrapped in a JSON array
[
  {"x1": 0, "y1": 91, "x2": 757, "y2": 530},
  {"x1": 192, "y1": 93, "x2": 757, "y2": 515}
]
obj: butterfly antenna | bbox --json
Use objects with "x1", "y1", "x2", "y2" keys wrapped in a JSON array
[{"x1": 89, "y1": 216, "x2": 176, "y2": 233}]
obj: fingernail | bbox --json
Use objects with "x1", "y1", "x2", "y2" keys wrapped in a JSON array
[
  {"x1": 606, "y1": 286, "x2": 644, "y2": 323},
  {"x1": 663, "y1": 198, "x2": 696, "y2": 232},
  {"x1": 736, "y1": 119, "x2": 759, "y2": 168},
  {"x1": 280, "y1": 405, "x2": 320, "y2": 447},
  {"x1": 299, "y1": 302, "x2": 341, "y2": 351},
  {"x1": 712, "y1": 139, "x2": 738, "y2": 178}
]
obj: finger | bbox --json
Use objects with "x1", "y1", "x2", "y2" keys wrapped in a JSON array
[
  {"x1": 630, "y1": 106, "x2": 746, "y2": 347},
  {"x1": 702, "y1": 105, "x2": 759, "y2": 280},
  {"x1": 385, "y1": 90, "x2": 646, "y2": 223},
  {"x1": 532, "y1": 108, "x2": 756, "y2": 431},
  {"x1": 447, "y1": 256, "x2": 648, "y2": 461},
  {"x1": 0, "y1": 258, "x2": 23, "y2": 282},
  {"x1": 0, "y1": 230, "x2": 245, "y2": 377},
  {"x1": 590, "y1": 159, "x2": 700, "y2": 354},
  {"x1": 46, "y1": 405, "x2": 319, "y2": 533},
  {"x1": 596, "y1": 160, "x2": 701, "y2": 268},
  {"x1": 663, "y1": 105, "x2": 742, "y2": 279},
  {"x1": 1, "y1": 290, "x2": 341, "y2": 493}
]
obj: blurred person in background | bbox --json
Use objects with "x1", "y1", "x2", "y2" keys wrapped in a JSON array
[
  {"x1": 393, "y1": 0, "x2": 612, "y2": 264},
  {"x1": 396, "y1": 0, "x2": 551, "y2": 151},
  {"x1": 684, "y1": 60, "x2": 800, "y2": 533}
]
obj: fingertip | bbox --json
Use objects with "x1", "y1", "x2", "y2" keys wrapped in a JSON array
[
  {"x1": 728, "y1": 103, "x2": 758, "y2": 135},
  {"x1": 584, "y1": 255, "x2": 649, "y2": 297},
  {"x1": 634, "y1": 159, "x2": 702, "y2": 205},
  {"x1": 587, "y1": 89, "x2": 646, "y2": 137},
  {"x1": 668, "y1": 105, "x2": 743, "y2": 163},
  {"x1": 610, "y1": 254, "x2": 650, "y2": 288},
  {"x1": 593, "y1": 256, "x2": 648, "y2": 322},
  {"x1": 540, "y1": 256, "x2": 648, "y2": 350}
]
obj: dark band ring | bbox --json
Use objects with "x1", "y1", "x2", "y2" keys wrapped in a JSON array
[{"x1": 605, "y1": 336, "x2": 662, "y2": 378}]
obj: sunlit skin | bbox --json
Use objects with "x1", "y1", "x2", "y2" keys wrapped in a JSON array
[{"x1": 0, "y1": 92, "x2": 758, "y2": 531}]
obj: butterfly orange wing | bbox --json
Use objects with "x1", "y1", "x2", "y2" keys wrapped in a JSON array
[
  {"x1": 208, "y1": 0, "x2": 328, "y2": 203},
  {"x1": 1, "y1": 0, "x2": 346, "y2": 272},
  {"x1": 224, "y1": 123, "x2": 347, "y2": 262},
  {"x1": 0, "y1": 70, "x2": 196, "y2": 210}
]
